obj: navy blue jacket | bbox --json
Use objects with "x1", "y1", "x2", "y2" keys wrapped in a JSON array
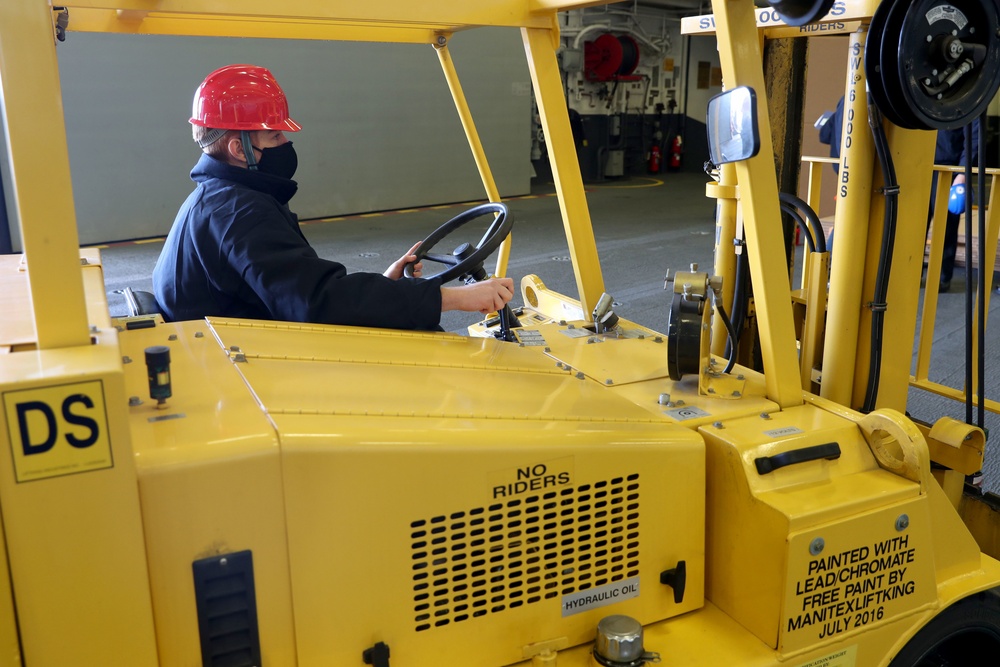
[
  {"x1": 819, "y1": 96, "x2": 980, "y2": 171},
  {"x1": 153, "y1": 154, "x2": 443, "y2": 329},
  {"x1": 935, "y1": 119, "x2": 980, "y2": 167}
]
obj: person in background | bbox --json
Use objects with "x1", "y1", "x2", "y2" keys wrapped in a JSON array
[
  {"x1": 933, "y1": 122, "x2": 980, "y2": 293},
  {"x1": 816, "y1": 95, "x2": 844, "y2": 175},
  {"x1": 153, "y1": 64, "x2": 513, "y2": 328},
  {"x1": 815, "y1": 95, "x2": 979, "y2": 292}
]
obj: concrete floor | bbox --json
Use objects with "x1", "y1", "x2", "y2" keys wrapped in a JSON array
[{"x1": 98, "y1": 171, "x2": 1000, "y2": 494}]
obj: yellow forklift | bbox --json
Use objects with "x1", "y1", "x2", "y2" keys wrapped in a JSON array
[{"x1": 1, "y1": 0, "x2": 999, "y2": 665}]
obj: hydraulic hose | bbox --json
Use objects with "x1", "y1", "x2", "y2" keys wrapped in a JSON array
[
  {"x1": 977, "y1": 111, "x2": 986, "y2": 429},
  {"x1": 780, "y1": 203, "x2": 817, "y2": 253},
  {"x1": 779, "y1": 191, "x2": 827, "y2": 253},
  {"x1": 724, "y1": 237, "x2": 749, "y2": 364},
  {"x1": 713, "y1": 289, "x2": 740, "y2": 374},
  {"x1": 861, "y1": 97, "x2": 899, "y2": 414}
]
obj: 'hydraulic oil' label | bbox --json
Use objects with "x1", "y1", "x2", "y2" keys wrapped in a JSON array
[{"x1": 562, "y1": 577, "x2": 640, "y2": 617}]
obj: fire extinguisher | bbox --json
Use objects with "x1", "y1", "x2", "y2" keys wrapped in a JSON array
[
  {"x1": 669, "y1": 135, "x2": 683, "y2": 169},
  {"x1": 648, "y1": 145, "x2": 661, "y2": 174}
]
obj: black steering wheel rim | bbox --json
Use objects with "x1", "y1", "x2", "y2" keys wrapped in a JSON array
[{"x1": 404, "y1": 202, "x2": 512, "y2": 283}]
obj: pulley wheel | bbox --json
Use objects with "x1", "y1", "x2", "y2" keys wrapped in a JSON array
[
  {"x1": 666, "y1": 294, "x2": 703, "y2": 382},
  {"x1": 898, "y1": 0, "x2": 1000, "y2": 129},
  {"x1": 866, "y1": 0, "x2": 924, "y2": 129},
  {"x1": 866, "y1": 0, "x2": 1000, "y2": 130}
]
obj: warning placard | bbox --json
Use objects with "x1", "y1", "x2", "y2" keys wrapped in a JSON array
[
  {"x1": 3, "y1": 380, "x2": 113, "y2": 482},
  {"x1": 797, "y1": 645, "x2": 857, "y2": 667},
  {"x1": 781, "y1": 504, "x2": 935, "y2": 652}
]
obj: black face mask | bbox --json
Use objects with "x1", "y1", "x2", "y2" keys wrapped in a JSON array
[{"x1": 251, "y1": 141, "x2": 298, "y2": 180}]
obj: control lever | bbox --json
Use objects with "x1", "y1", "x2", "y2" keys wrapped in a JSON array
[
  {"x1": 592, "y1": 292, "x2": 619, "y2": 334},
  {"x1": 497, "y1": 303, "x2": 521, "y2": 342},
  {"x1": 465, "y1": 264, "x2": 519, "y2": 342}
]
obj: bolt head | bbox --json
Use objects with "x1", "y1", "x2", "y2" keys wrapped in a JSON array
[{"x1": 810, "y1": 537, "x2": 825, "y2": 556}]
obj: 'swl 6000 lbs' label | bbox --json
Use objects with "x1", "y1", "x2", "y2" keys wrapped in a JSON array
[{"x1": 3, "y1": 381, "x2": 113, "y2": 482}]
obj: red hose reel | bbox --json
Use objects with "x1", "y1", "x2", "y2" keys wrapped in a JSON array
[{"x1": 583, "y1": 33, "x2": 641, "y2": 82}]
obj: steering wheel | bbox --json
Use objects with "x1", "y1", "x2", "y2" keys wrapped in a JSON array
[{"x1": 403, "y1": 202, "x2": 512, "y2": 283}]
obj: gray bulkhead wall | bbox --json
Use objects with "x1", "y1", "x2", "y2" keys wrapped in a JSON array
[{"x1": 47, "y1": 28, "x2": 530, "y2": 247}]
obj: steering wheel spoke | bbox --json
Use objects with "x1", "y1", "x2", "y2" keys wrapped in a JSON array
[{"x1": 423, "y1": 252, "x2": 463, "y2": 266}]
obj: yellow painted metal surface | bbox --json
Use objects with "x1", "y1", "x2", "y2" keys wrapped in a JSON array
[
  {"x1": 435, "y1": 41, "x2": 514, "y2": 279},
  {"x1": 144, "y1": 319, "x2": 712, "y2": 666},
  {"x1": 523, "y1": 27, "x2": 606, "y2": 322},
  {"x1": 681, "y1": 0, "x2": 879, "y2": 35},
  {"x1": 507, "y1": 548, "x2": 1000, "y2": 667},
  {"x1": 278, "y1": 416, "x2": 705, "y2": 665},
  {"x1": 921, "y1": 417, "x2": 985, "y2": 477},
  {"x1": 0, "y1": 509, "x2": 20, "y2": 667},
  {"x1": 119, "y1": 321, "x2": 297, "y2": 665},
  {"x1": 710, "y1": 163, "x2": 739, "y2": 358},
  {"x1": 959, "y1": 493, "x2": 1000, "y2": 565},
  {"x1": 698, "y1": 403, "x2": 924, "y2": 648},
  {"x1": 63, "y1": 0, "x2": 556, "y2": 34},
  {"x1": 708, "y1": 0, "x2": 803, "y2": 408},
  {"x1": 913, "y1": 170, "x2": 1000, "y2": 410},
  {"x1": 0, "y1": 1, "x2": 90, "y2": 349},
  {"x1": 850, "y1": 128, "x2": 935, "y2": 411},
  {"x1": 0, "y1": 333, "x2": 158, "y2": 665},
  {"x1": 3, "y1": 0, "x2": 1000, "y2": 665},
  {"x1": 0, "y1": 250, "x2": 108, "y2": 350},
  {"x1": 781, "y1": 501, "x2": 937, "y2": 654},
  {"x1": 519, "y1": 274, "x2": 588, "y2": 323},
  {"x1": 821, "y1": 29, "x2": 876, "y2": 408},
  {"x1": 211, "y1": 318, "x2": 664, "y2": 423},
  {"x1": 67, "y1": 9, "x2": 445, "y2": 43},
  {"x1": 800, "y1": 251, "x2": 829, "y2": 392}
]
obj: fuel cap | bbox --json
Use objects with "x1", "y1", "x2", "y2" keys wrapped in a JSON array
[{"x1": 595, "y1": 615, "x2": 644, "y2": 663}]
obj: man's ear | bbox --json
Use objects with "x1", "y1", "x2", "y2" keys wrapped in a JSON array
[{"x1": 225, "y1": 134, "x2": 248, "y2": 165}]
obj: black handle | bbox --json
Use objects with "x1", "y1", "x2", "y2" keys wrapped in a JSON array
[
  {"x1": 659, "y1": 560, "x2": 687, "y2": 604},
  {"x1": 755, "y1": 442, "x2": 841, "y2": 475},
  {"x1": 363, "y1": 642, "x2": 390, "y2": 667}
]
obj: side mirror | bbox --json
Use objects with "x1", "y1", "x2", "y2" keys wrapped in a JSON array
[{"x1": 706, "y1": 86, "x2": 760, "y2": 165}]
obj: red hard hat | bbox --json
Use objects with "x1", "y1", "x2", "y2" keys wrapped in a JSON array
[{"x1": 190, "y1": 64, "x2": 302, "y2": 132}]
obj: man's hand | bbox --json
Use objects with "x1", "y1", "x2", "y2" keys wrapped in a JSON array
[
  {"x1": 441, "y1": 277, "x2": 515, "y2": 314},
  {"x1": 384, "y1": 242, "x2": 422, "y2": 280}
]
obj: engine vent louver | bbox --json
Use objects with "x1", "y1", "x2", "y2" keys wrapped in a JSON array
[
  {"x1": 410, "y1": 474, "x2": 640, "y2": 632},
  {"x1": 192, "y1": 550, "x2": 262, "y2": 667}
]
